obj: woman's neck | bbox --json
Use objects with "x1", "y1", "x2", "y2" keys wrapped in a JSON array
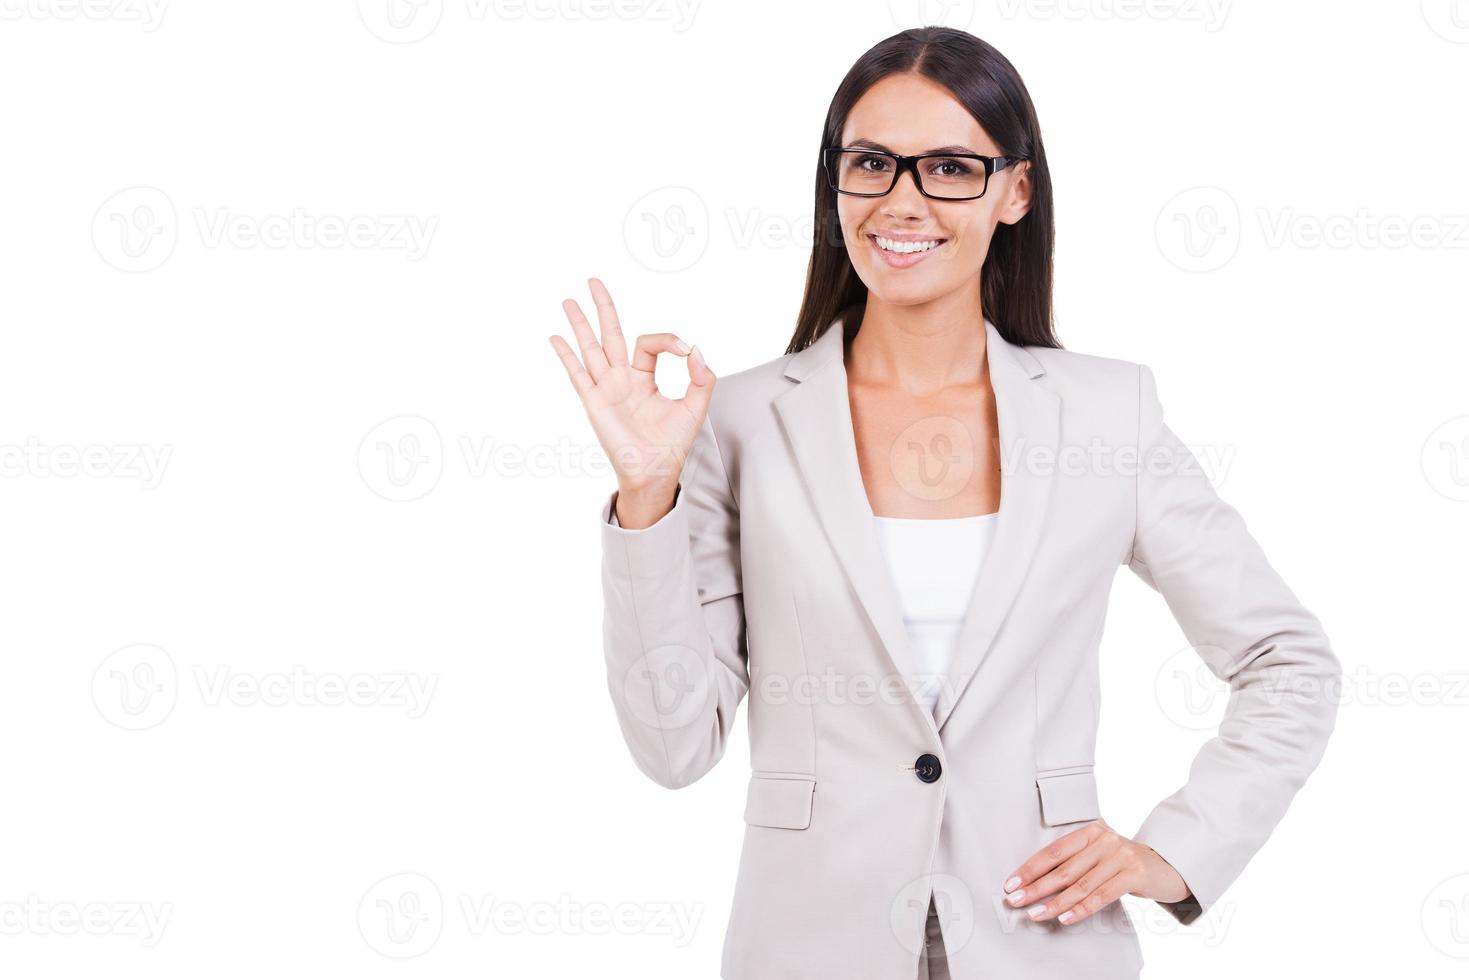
[{"x1": 846, "y1": 292, "x2": 989, "y2": 395}]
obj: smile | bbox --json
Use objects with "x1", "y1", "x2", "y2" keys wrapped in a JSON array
[
  {"x1": 874, "y1": 235, "x2": 944, "y2": 253},
  {"x1": 867, "y1": 233, "x2": 948, "y2": 268}
]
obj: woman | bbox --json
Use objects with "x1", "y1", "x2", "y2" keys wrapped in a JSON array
[{"x1": 549, "y1": 27, "x2": 1338, "y2": 980}]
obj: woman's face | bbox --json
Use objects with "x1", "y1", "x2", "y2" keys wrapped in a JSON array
[{"x1": 833, "y1": 72, "x2": 1032, "y2": 308}]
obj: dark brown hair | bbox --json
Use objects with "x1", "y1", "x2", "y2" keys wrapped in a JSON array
[{"x1": 786, "y1": 26, "x2": 1058, "y2": 355}]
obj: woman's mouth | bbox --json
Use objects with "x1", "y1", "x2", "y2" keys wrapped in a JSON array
[{"x1": 868, "y1": 233, "x2": 948, "y2": 269}]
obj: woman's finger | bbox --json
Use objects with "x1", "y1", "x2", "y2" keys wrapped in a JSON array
[
  {"x1": 1023, "y1": 840, "x2": 1130, "y2": 922},
  {"x1": 587, "y1": 277, "x2": 629, "y2": 368},
  {"x1": 678, "y1": 344, "x2": 715, "y2": 421},
  {"x1": 547, "y1": 333, "x2": 596, "y2": 400},
  {"x1": 1002, "y1": 822, "x2": 1101, "y2": 905},
  {"x1": 561, "y1": 297, "x2": 610, "y2": 383},
  {"x1": 1055, "y1": 871, "x2": 1133, "y2": 926},
  {"x1": 630, "y1": 332, "x2": 692, "y2": 376}
]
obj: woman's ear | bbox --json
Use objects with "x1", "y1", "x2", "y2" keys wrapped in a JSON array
[{"x1": 997, "y1": 161, "x2": 1034, "y2": 226}]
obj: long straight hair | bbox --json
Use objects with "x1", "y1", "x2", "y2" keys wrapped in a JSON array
[{"x1": 786, "y1": 27, "x2": 1058, "y2": 355}]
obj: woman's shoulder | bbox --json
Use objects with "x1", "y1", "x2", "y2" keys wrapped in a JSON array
[
  {"x1": 706, "y1": 341, "x2": 813, "y2": 409},
  {"x1": 1024, "y1": 338, "x2": 1144, "y2": 401}
]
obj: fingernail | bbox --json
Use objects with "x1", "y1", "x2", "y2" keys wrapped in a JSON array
[
  {"x1": 673, "y1": 338, "x2": 691, "y2": 354},
  {"x1": 1027, "y1": 906, "x2": 1047, "y2": 919},
  {"x1": 1003, "y1": 876, "x2": 1021, "y2": 892},
  {"x1": 1058, "y1": 910, "x2": 1075, "y2": 923},
  {"x1": 690, "y1": 344, "x2": 704, "y2": 365},
  {"x1": 1007, "y1": 890, "x2": 1026, "y2": 905}
]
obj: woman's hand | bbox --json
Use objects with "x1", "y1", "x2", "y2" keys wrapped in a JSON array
[
  {"x1": 1001, "y1": 819, "x2": 1190, "y2": 925},
  {"x1": 549, "y1": 278, "x2": 714, "y2": 527}
]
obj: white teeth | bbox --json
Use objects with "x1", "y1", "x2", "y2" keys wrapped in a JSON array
[{"x1": 875, "y1": 235, "x2": 942, "y2": 254}]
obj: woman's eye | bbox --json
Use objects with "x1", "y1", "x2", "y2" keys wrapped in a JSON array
[
  {"x1": 929, "y1": 159, "x2": 973, "y2": 177},
  {"x1": 858, "y1": 155, "x2": 891, "y2": 172}
]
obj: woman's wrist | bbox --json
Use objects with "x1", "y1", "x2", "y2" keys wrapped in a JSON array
[{"x1": 613, "y1": 483, "x2": 679, "y2": 529}]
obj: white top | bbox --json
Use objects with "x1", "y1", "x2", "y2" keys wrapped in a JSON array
[{"x1": 871, "y1": 513, "x2": 999, "y2": 719}]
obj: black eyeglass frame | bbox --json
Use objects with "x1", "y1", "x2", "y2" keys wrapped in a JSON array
[{"x1": 821, "y1": 146, "x2": 1027, "y2": 201}]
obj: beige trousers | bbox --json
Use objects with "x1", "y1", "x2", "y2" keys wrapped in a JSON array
[{"x1": 915, "y1": 893, "x2": 952, "y2": 980}]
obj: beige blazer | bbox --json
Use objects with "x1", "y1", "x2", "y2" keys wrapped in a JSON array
[{"x1": 597, "y1": 305, "x2": 1339, "y2": 980}]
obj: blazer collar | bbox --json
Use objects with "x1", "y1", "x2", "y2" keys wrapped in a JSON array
[{"x1": 774, "y1": 303, "x2": 1059, "y2": 737}]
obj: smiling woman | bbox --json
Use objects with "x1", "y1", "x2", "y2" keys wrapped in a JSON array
[{"x1": 550, "y1": 24, "x2": 1340, "y2": 980}]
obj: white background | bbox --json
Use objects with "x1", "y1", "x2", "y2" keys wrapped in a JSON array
[{"x1": 2, "y1": 0, "x2": 1466, "y2": 977}]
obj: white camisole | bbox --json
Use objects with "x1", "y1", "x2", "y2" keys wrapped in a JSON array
[{"x1": 871, "y1": 512, "x2": 999, "y2": 719}]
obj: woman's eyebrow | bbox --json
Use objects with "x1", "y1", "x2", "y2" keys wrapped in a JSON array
[{"x1": 845, "y1": 137, "x2": 980, "y2": 154}]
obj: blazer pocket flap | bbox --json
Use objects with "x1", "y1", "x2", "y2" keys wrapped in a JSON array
[
  {"x1": 1035, "y1": 769, "x2": 1100, "y2": 826},
  {"x1": 743, "y1": 773, "x2": 815, "y2": 829}
]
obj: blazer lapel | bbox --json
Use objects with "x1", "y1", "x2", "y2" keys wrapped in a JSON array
[
  {"x1": 933, "y1": 320, "x2": 1058, "y2": 733},
  {"x1": 773, "y1": 304, "x2": 1059, "y2": 739},
  {"x1": 774, "y1": 306, "x2": 928, "y2": 734}
]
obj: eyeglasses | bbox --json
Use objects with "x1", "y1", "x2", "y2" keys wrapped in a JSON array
[{"x1": 822, "y1": 147, "x2": 1026, "y2": 201}]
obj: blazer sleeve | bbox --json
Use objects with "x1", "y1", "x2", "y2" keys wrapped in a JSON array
[
  {"x1": 598, "y1": 406, "x2": 749, "y2": 789},
  {"x1": 1125, "y1": 363, "x2": 1340, "y2": 925}
]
